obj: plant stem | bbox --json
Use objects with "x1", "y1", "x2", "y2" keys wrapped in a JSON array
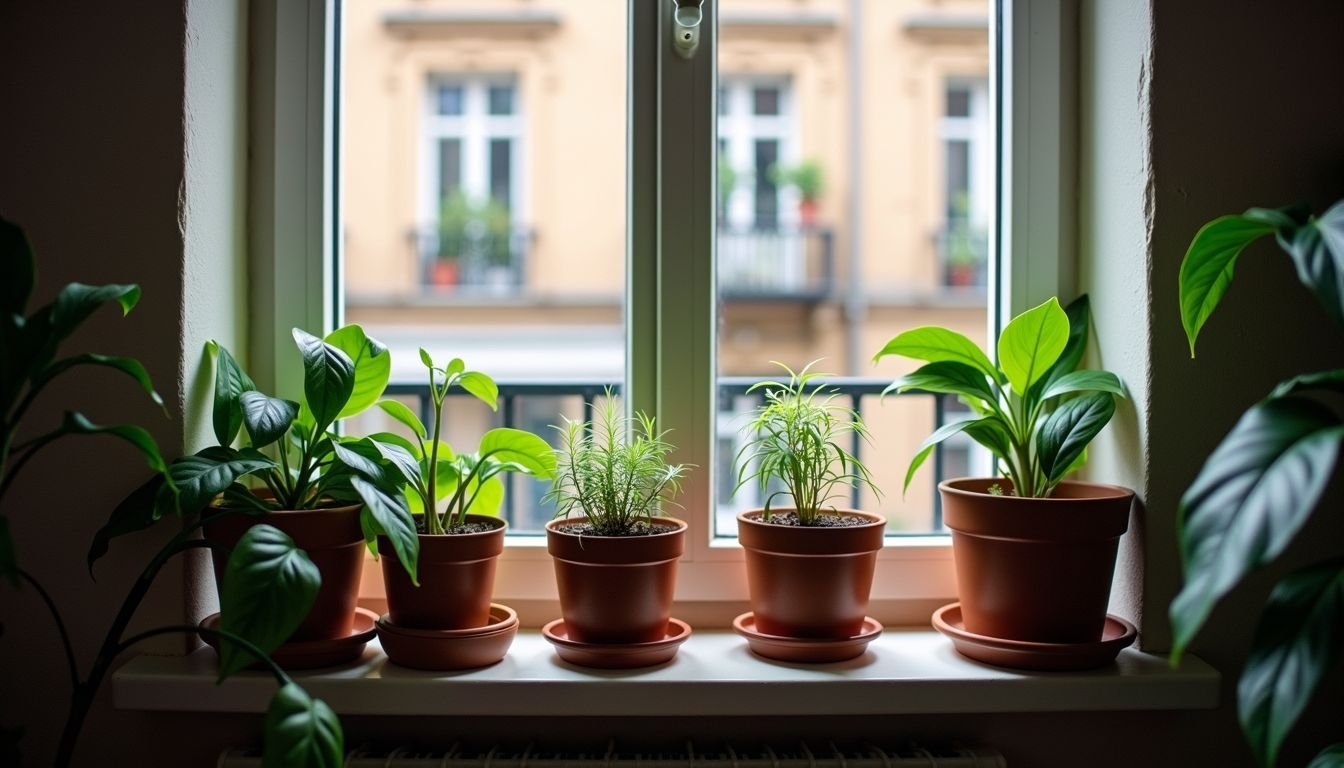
[
  {"x1": 116, "y1": 625, "x2": 291, "y2": 687},
  {"x1": 53, "y1": 535, "x2": 216, "y2": 768},
  {"x1": 18, "y1": 569, "x2": 78, "y2": 692},
  {"x1": 426, "y1": 374, "x2": 447, "y2": 534}
]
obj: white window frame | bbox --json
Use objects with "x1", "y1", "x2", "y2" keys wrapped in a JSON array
[
  {"x1": 259, "y1": 0, "x2": 1075, "y2": 626},
  {"x1": 717, "y1": 75, "x2": 797, "y2": 230},
  {"x1": 417, "y1": 75, "x2": 525, "y2": 227}
]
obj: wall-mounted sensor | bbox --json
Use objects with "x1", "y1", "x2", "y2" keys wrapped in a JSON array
[{"x1": 672, "y1": 0, "x2": 703, "y2": 60}]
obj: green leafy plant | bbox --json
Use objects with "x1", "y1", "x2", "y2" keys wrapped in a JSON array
[
  {"x1": 438, "y1": 191, "x2": 512, "y2": 268},
  {"x1": 185, "y1": 327, "x2": 419, "y2": 581},
  {"x1": 546, "y1": 393, "x2": 688, "y2": 536},
  {"x1": 770, "y1": 160, "x2": 823, "y2": 202},
  {"x1": 372, "y1": 349, "x2": 556, "y2": 534},
  {"x1": 874, "y1": 295, "x2": 1126, "y2": 498},
  {"x1": 0, "y1": 216, "x2": 341, "y2": 767},
  {"x1": 718, "y1": 151, "x2": 737, "y2": 218},
  {"x1": 1169, "y1": 199, "x2": 1344, "y2": 768},
  {"x1": 734, "y1": 361, "x2": 879, "y2": 524}
]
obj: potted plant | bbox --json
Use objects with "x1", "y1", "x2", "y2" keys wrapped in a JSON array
[
  {"x1": 369, "y1": 349, "x2": 555, "y2": 669},
  {"x1": 542, "y1": 393, "x2": 692, "y2": 667},
  {"x1": 0, "y1": 216, "x2": 342, "y2": 766},
  {"x1": 771, "y1": 160, "x2": 823, "y2": 226},
  {"x1": 874, "y1": 295, "x2": 1133, "y2": 657},
  {"x1": 732, "y1": 361, "x2": 885, "y2": 660},
  {"x1": 181, "y1": 325, "x2": 419, "y2": 654},
  {"x1": 1169, "y1": 199, "x2": 1344, "y2": 768},
  {"x1": 435, "y1": 191, "x2": 513, "y2": 289}
]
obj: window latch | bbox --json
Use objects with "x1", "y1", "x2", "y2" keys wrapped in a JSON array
[{"x1": 671, "y1": 0, "x2": 704, "y2": 60}]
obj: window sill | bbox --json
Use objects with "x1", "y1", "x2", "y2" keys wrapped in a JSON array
[{"x1": 113, "y1": 628, "x2": 1218, "y2": 717}]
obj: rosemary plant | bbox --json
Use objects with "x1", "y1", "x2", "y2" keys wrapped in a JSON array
[
  {"x1": 546, "y1": 394, "x2": 688, "y2": 536},
  {"x1": 734, "y1": 361, "x2": 879, "y2": 525}
]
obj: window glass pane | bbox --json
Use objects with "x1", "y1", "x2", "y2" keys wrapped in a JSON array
[
  {"x1": 488, "y1": 85, "x2": 515, "y2": 116},
  {"x1": 437, "y1": 85, "x2": 464, "y2": 116},
  {"x1": 716, "y1": 0, "x2": 992, "y2": 536},
  {"x1": 341, "y1": 3, "x2": 626, "y2": 535}
]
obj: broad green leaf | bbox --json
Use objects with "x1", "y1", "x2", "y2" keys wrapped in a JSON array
[
  {"x1": 375, "y1": 399, "x2": 426, "y2": 440},
  {"x1": 873, "y1": 326, "x2": 1000, "y2": 383},
  {"x1": 218, "y1": 525, "x2": 319, "y2": 679},
  {"x1": 331, "y1": 439, "x2": 389, "y2": 483},
  {"x1": 0, "y1": 217, "x2": 34, "y2": 316},
  {"x1": 463, "y1": 473, "x2": 505, "y2": 517},
  {"x1": 263, "y1": 683, "x2": 343, "y2": 768},
  {"x1": 49, "y1": 282, "x2": 140, "y2": 343},
  {"x1": 445, "y1": 357, "x2": 465, "y2": 378},
  {"x1": 418, "y1": 347, "x2": 434, "y2": 369},
  {"x1": 1272, "y1": 369, "x2": 1344, "y2": 398},
  {"x1": 882, "y1": 360, "x2": 997, "y2": 405},
  {"x1": 1179, "y1": 214, "x2": 1279, "y2": 357},
  {"x1": 38, "y1": 354, "x2": 165, "y2": 411},
  {"x1": 368, "y1": 438, "x2": 421, "y2": 486},
  {"x1": 61, "y1": 412, "x2": 167, "y2": 475},
  {"x1": 240, "y1": 391, "x2": 299, "y2": 449},
  {"x1": 458, "y1": 371, "x2": 499, "y2": 410},
  {"x1": 87, "y1": 475, "x2": 169, "y2": 575},
  {"x1": 1282, "y1": 199, "x2": 1344, "y2": 329},
  {"x1": 963, "y1": 416, "x2": 1015, "y2": 461},
  {"x1": 1308, "y1": 744, "x2": 1344, "y2": 768},
  {"x1": 1037, "y1": 393, "x2": 1116, "y2": 483},
  {"x1": 478, "y1": 428, "x2": 557, "y2": 479},
  {"x1": 170, "y1": 446, "x2": 276, "y2": 516},
  {"x1": 1170, "y1": 398, "x2": 1344, "y2": 662},
  {"x1": 1031, "y1": 294, "x2": 1091, "y2": 400},
  {"x1": 998, "y1": 297, "x2": 1069, "y2": 396},
  {"x1": 367, "y1": 430, "x2": 421, "y2": 459},
  {"x1": 1039, "y1": 370, "x2": 1128, "y2": 402},
  {"x1": 0, "y1": 516, "x2": 15, "y2": 587},
  {"x1": 430, "y1": 457, "x2": 461, "y2": 502},
  {"x1": 350, "y1": 476, "x2": 418, "y2": 584},
  {"x1": 902, "y1": 418, "x2": 983, "y2": 493},
  {"x1": 1239, "y1": 562, "x2": 1344, "y2": 768},
  {"x1": 325, "y1": 325, "x2": 390, "y2": 419},
  {"x1": 292, "y1": 328, "x2": 355, "y2": 432},
  {"x1": 210, "y1": 342, "x2": 255, "y2": 446}
]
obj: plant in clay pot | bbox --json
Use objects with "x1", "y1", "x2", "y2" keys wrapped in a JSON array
[
  {"x1": 732, "y1": 361, "x2": 885, "y2": 657},
  {"x1": 542, "y1": 393, "x2": 692, "y2": 666},
  {"x1": 180, "y1": 325, "x2": 420, "y2": 653},
  {"x1": 370, "y1": 350, "x2": 555, "y2": 669},
  {"x1": 875, "y1": 295, "x2": 1135, "y2": 661},
  {"x1": 771, "y1": 160, "x2": 823, "y2": 226},
  {"x1": 0, "y1": 216, "x2": 342, "y2": 766}
]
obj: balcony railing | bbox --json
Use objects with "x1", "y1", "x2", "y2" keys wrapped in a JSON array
[
  {"x1": 382, "y1": 378, "x2": 956, "y2": 535},
  {"x1": 718, "y1": 226, "x2": 834, "y2": 300},
  {"x1": 411, "y1": 226, "x2": 534, "y2": 295}
]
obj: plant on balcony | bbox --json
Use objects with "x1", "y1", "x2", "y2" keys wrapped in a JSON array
[
  {"x1": 541, "y1": 394, "x2": 691, "y2": 660},
  {"x1": 436, "y1": 191, "x2": 513, "y2": 284},
  {"x1": 730, "y1": 361, "x2": 885, "y2": 657},
  {"x1": 770, "y1": 160, "x2": 823, "y2": 225},
  {"x1": 0, "y1": 216, "x2": 341, "y2": 767},
  {"x1": 943, "y1": 192, "x2": 986, "y2": 287},
  {"x1": 178, "y1": 325, "x2": 419, "y2": 651},
  {"x1": 369, "y1": 350, "x2": 555, "y2": 669},
  {"x1": 1169, "y1": 198, "x2": 1344, "y2": 768},
  {"x1": 718, "y1": 151, "x2": 737, "y2": 221},
  {"x1": 874, "y1": 296, "x2": 1135, "y2": 660}
]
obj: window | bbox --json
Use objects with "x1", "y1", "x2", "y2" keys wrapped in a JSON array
[
  {"x1": 938, "y1": 80, "x2": 990, "y2": 288},
  {"x1": 246, "y1": 0, "x2": 1073, "y2": 618}
]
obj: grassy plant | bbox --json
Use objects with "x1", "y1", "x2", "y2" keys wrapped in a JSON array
[
  {"x1": 734, "y1": 361, "x2": 879, "y2": 525},
  {"x1": 546, "y1": 394, "x2": 688, "y2": 536}
]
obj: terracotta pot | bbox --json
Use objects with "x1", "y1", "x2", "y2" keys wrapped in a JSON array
[
  {"x1": 378, "y1": 515, "x2": 506, "y2": 630},
  {"x1": 203, "y1": 502, "x2": 365, "y2": 642},
  {"x1": 545, "y1": 516, "x2": 687, "y2": 644},
  {"x1": 799, "y1": 198, "x2": 820, "y2": 227},
  {"x1": 940, "y1": 478, "x2": 1134, "y2": 643},
  {"x1": 736, "y1": 508, "x2": 886, "y2": 638}
]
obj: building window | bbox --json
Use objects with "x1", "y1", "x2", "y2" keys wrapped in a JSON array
[{"x1": 938, "y1": 79, "x2": 990, "y2": 288}]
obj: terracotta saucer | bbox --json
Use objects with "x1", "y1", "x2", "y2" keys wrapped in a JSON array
[
  {"x1": 198, "y1": 607, "x2": 378, "y2": 670},
  {"x1": 932, "y1": 602, "x2": 1138, "y2": 671},
  {"x1": 732, "y1": 612, "x2": 883, "y2": 663},
  {"x1": 376, "y1": 603, "x2": 519, "y2": 670},
  {"x1": 542, "y1": 617, "x2": 691, "y2": 669}
]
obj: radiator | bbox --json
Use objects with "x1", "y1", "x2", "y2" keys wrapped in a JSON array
[{"x1": 218, "y1": 743, "x2": 1006, "y2": 767}]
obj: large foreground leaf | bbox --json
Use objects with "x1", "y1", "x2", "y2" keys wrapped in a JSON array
[
  {"x1": 873, "y1": 326, "x2": 1000, "y2": 383},
  {"x1": 170, "y1": 446, "x2": 276, "y2": 516},
  {"x1": 1171, "y1": 397, "x2": 1344, "y2": 661},
  {"x1": 218, "y1": 525, "x2": 320, "y2": 680},
  {"x1": 209, "y1": 342, "x2": 255, "y2": 446},
  {"x1": 38, "y1": 353, "x2": 165, "y2": 411},
  {"x1": 292, "y1": 328, "x2": 355, "y2": 433},
  {"x1": 1178, "y1": 209, "x2": 1291, "y2": 356},
  {"x1": 240, "y1": 391, "x2": 299, "y2": 449},
  {"x1": 87, "y1": 475, "x2": 171, "y2": 575},
  {"x1": 1239, "y1": 562, "x2": 1344, "y2": 768},
  {"x1": 1308, "y1": 744, "x2": 1344, "y2": 768},
  {"x1": 59, "y1": 412, "x2": 167, "y2": 475},
  {"x1": 325, "y1": 325, "x2": 390, "y2": 420},
  {"x1": 997, "y1": 296, "x2": 1068, "y2": 397},
  {"x1": 263, "y1": 683, "x2": 343, "y2": 768},
  {"x1": 1282, "y1": 200, "x2": 1344, "y2": 330},
  {"x1": 49, "y1": 282, "x2": 140, "y2": 343},
  {"x1": 351, "y1": 476, "x2": 418, "y2": 584}
]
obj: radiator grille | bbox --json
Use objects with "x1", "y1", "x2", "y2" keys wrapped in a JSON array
[{"x1": 218, "y1": 743, "x2": 1006, "y2": 767}]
